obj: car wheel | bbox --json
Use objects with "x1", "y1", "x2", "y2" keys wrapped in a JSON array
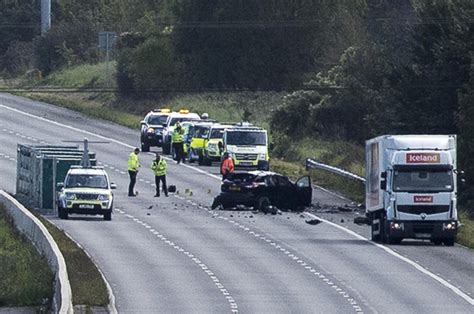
[
  {"x1": 188, "y1": 150, "x2": 195, "y2": 163},
  {"x1": 257, "y1": 196, "x2": 271, "y2": 213},
  {"x1": 204, "y1": 156, "x2": 213, "y2": 166},
  {"x1": 58, "y1": 207, "x2": 68, "y2": 220},
  {"x1": 443, "y1": 239, "x2": 455, "y2": 246},
  {"x1": 431, "y1": 239, "x2": 443, "y2": 245},
  {"x1": 104, "y1": 211, "x2": 112, "y2": 221},
  {"x1": 387, "y1": 237, "x2": 402, "y2": 245},
  {"x1": 141, "y1": 142, "x2": 150, "y2": 152}
]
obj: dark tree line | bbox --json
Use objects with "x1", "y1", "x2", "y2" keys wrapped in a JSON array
[
  {"x1": 1, "y1": 0, "x2": 473, "y2": 208},
  {"x1": 271, "y1": 0, "x2": 474, "y2": 208}
]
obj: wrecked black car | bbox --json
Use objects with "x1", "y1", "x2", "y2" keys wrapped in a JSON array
[{"x1": 211, "y1": 171, "x2": 312, "y2": 212}]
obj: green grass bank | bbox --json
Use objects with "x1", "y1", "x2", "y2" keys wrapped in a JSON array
[
  {"x1": 18, "y1": 62, "x2": 474, "y2": 248},
  {"x1": 0, "y1": 205, "x2": 53, "y2": 309}
]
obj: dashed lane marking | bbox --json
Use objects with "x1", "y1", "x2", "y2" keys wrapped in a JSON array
[
  {"x1": 303, "y1": 212, "x2": 474, "y2": 306},
  {"x1": 114, "y1": 208, "x2": 239, "y2": 313},
  {"x1": 2, "y1": 103, "x2": 470, "y2": 309}
]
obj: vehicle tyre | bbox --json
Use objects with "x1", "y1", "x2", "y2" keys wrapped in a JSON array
[
  {"x1": 104, "y1": 211, "x2": 112, "y2": 221},
  {"x1": 58, "y1": 207, "x2": 68, "y2": 220},
  {"x1": 256, "y1": 196, "x2": 271, "y2": 213},
  {"x1": 443, "y1": 239, "x2": 455, "y2": 246},
  {"x1": 387, "y1": 237, "x2": 402, "y2": 245},
  {"x1": 188, "y1": 150, "x2": 195, "y2": 163},
  {"x1": 432, "y1": 239, "x2": 443, "y2": 246},
  {"x1": 162, "y1": 142, "x2": 171, "y2": 155},
  {"x1": 204, "y1": 156, "x2": 212, "y2": 166},
  {"x1": 141, "y1": 142, "x2": 150, "y2": 152},
  {"x1": 370, "y1": 212, "x2": 381, "y2": 242}
]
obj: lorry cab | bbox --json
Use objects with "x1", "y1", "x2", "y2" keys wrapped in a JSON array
[
  {"x1": 222, "y1": 124, "x2": 270, "y2": 171},
  {"x1": 366, "y1": 135, "x2": 458, "y2": 245}
]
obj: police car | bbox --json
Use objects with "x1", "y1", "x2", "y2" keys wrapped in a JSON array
[
  {"x1": 56, "y1": 166, "x2": 116, "y2": 220},
  {"x1": 140, "y1": 108, "x2": 172, "y2": 152},
  {"x1": 162, "y1": 110, "x2": 201, "y2": 154}
]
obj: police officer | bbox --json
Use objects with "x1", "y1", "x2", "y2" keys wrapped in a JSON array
[
  {"x1": 151, "y1": 153, "x2": 168, "y2": 197},
  {"x1": 172, "y1": 121, "x2": 186, "y2": 164},
  {"x1": 128, "y1": 148, "x2": 140, "y2": 196}
]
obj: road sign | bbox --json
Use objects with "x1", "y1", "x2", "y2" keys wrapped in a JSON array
[{"x1": 98, "y1": 32, "x2": 117, "y2": 50}]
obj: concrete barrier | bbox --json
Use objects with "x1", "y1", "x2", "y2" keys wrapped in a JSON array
[{"x1": 0, "y1": 190, "x2": 73, "y2": 314}]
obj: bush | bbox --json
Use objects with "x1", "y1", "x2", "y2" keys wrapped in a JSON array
[
  {"x1": 34, "y1": 18, "x2": 99, "y2": 75},
  {"x1": 1, "y1": 41, "x2": 35, "y2": 78}
]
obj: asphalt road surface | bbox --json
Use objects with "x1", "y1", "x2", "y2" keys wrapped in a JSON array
[{"x1": 0, "y1": 93, "x2": 473, "y2": 313}]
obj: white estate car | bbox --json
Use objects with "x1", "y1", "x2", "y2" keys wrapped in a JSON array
[{"x1": 57, "y1": 166, "x2": 116, "y2": 220}]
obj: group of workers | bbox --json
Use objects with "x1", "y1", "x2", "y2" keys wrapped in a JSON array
[{"x1": 127, "y1": 128, "x2": 235, "y2": 197}]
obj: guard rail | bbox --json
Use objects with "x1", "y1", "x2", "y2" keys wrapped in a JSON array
[{"x1": 305, "y1": 158, "x2": 366, "y2": 183}]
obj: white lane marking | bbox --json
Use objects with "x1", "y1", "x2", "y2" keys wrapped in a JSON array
[
  {"x1": 304, "y1": 212, "x2": 474, "y2": 306},
  {"x1": 1, "y1": 104, "x2": 222, "y2": 182},
  {"x1": 3, "y1": 103, "x2": 468, "y2": 309},
  {"x1": 118, "y1": 210, "x2": 238, "y2": 312}
]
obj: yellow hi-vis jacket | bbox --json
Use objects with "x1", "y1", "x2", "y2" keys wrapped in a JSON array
[
  {"x1": 128, "y1": 152, "x2": 140, "y2": 171},
  {"x1": 172, "y1": 127, "x2": 185, "y2": 143},
  {"x1": 151, "y1": 158, "x2": 167, "y2": 176}
]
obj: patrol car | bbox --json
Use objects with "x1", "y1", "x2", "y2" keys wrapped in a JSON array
[
  {"x1": 162, "y1": 110, "x2": 201, "y2": 154},
  {"x1": 56, "y1": 166, "x2": 116, "y2": 220},
  {"x1": 185, "y1": 121, "x2": 215, "y2": 163},
  {"x1": 199, "y1": 124, "x2": 233, "y2": 165},
  {"x1": 140, "y1": 108, "x2": 172, "y2": 152}
]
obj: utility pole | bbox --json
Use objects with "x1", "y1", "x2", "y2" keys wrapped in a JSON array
[{"x1": 41, "y1": 0, "x2": 51, "y2": 35}]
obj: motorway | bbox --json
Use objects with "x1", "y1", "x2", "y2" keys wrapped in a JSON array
[{"x1": 0, "y1": 93, "x2": 473, "y2": 313}]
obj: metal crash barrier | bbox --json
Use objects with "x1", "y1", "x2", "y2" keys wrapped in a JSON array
[{"x1": 305, "y1": 158, "x2": 365, "y2": 183}]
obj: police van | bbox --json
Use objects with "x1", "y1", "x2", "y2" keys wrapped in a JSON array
[{"x1": 222, "y1": 124, "x2": 270, "y2": 171}]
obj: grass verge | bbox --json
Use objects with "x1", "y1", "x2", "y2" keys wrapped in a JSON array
[
  {"x1": 17, "y1": 62, "x2": 474, "y2": 248},
  {"x1": 0, "y1": 205, "x2": 53, "y2": 308},
  {"x1": 34, "y1": 215, "x2": 109, "y2": 307},
  {"x1": 458, "y1": 211, "x2": 474, "y2": 249}
]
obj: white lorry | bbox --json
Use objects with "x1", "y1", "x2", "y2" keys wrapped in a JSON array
[{"x1": 365, "y1": 135, "x2": 459, "y2": 245}]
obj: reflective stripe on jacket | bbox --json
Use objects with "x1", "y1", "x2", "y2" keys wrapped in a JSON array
[
  {"x1": 128, "y1": 152, "x2": 140, "y2": 171},
  {"x1": 151, "y1": 159, "x2": 167, "y2": 176},
  {"x1": 172, "y1": 128, "x2": 185, "y2": 143}
]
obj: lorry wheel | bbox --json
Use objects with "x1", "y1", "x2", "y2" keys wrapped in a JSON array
[
  {"x1": 141, "y1": 143, "x2": 150, "y2": 152},
  {"x1": 104, "y1": 212, "x2": 112, "y2": 221},
  {"x1": 443, "y1": 239, "x2": 455, "y2": 246},
  {"x1": 370, "y1": 212, "x2": 382, "y2": 242}
]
